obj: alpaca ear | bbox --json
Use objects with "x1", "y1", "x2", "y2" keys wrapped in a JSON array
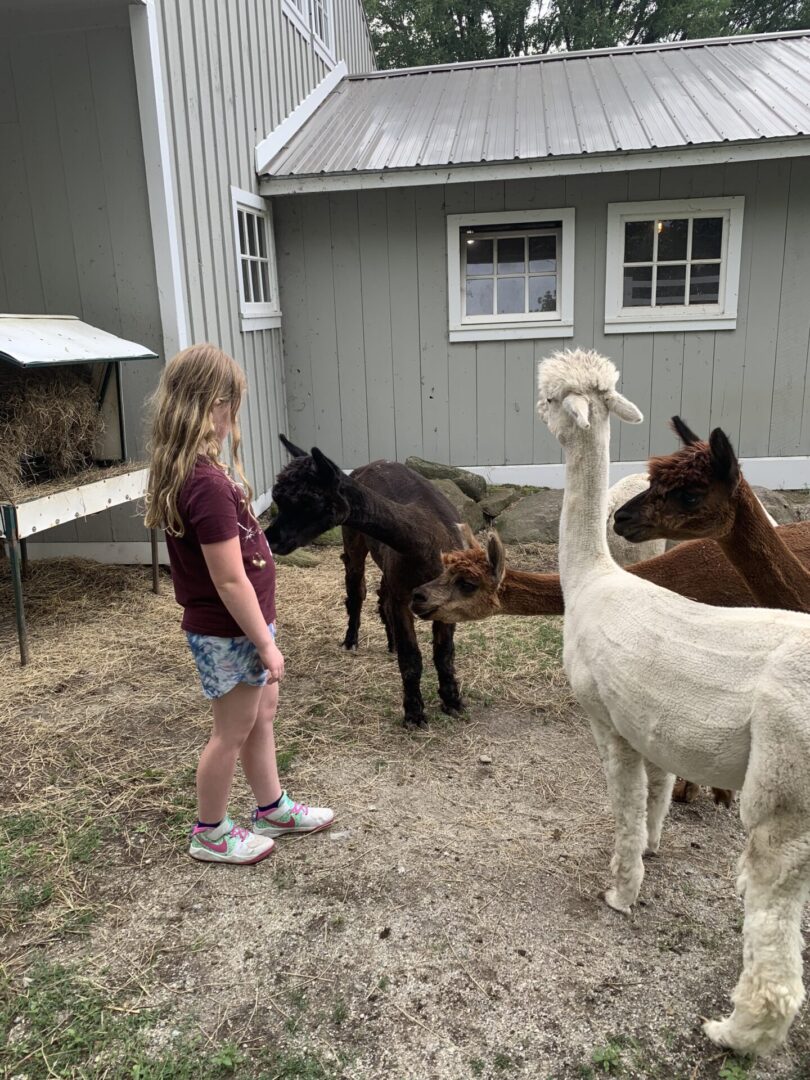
[
  {"x1": 311, "y1": 447, "x2": 343, "y2": 486},
  {"x1": 709, "y1": 428, "x2": 740, "y2": 487},
  {"x1": 607, "y1": 391, "x2": 643, "y2": 424},
  {"x1": 562, "y1": 393, "x2": 591, "y2": 429},
  {"x1": 670, "y1": 416, "x2": 701, "y2": 446},
  {"x1": 486, "y1": 532, "x2": 505, "y2": 587},
  {"x1": 279, "y1": 433, "x2": 308, "y2": 458}
]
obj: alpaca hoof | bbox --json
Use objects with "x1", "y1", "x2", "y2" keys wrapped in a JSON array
[
  {"x1": 440, "y1": 701, "x2": 466, "y2": 718},
  {"x1": 403, "y1": 715, "x2": 428, "y2": 729},
  {"x1": 601, "y1": 888, "x2": 632, "y2": 916},
  {"x1": 643, "y1": 845, "x2": 659, "y2": 859},
  {"x1": 341, "y1": 639, "x2": 359, "y2": 653},
  {"x1": 703, "y1": 1018, "x2": 734, "y2": 1049}
]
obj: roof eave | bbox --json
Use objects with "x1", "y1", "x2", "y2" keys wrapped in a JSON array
[{"x1": 259, "y1": 136, "x2": 810, "y2": 196}]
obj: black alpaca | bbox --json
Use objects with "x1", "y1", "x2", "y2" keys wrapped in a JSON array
[{"x1": 265, "y1": 436, "x2": 466, "y2": 727}]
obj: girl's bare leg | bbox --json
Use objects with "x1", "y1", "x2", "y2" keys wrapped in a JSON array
[
  {"x1": 240, "y1": 680, "x2": 282, "y2": 808},
  {"x1": 197, "y1": 682, "x2": 263, "y2": 822}
]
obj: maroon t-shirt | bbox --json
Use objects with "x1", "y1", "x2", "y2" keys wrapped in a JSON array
[{"x1": 166, "y1": 457, "x2": 276, "y2": 636}]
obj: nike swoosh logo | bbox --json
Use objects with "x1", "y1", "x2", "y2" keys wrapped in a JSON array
[
  {"x1": 197, "y1": 836, "x2": 229, "y2": 852},
  {"x1": 265, "y1": 817, "x2": 296, "y2": 829}
]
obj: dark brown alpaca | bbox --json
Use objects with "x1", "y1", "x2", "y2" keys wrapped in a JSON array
[
  {"x1": 265, "y1": 436, "x2": 465, "y2": 727},
  {"x1": 614, "y1": 417, "x2": 810, "y2": 613}
]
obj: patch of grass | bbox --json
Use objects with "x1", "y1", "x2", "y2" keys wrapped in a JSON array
[
  {"x1": 331, "y1": 998, "x2": 348, "y2": 1025},
  {"x1": 590, "y1": 1040, "x2": 623, "y2": 1074},
  {"x1": 276, "y1": 744, "x2": 298, "y2": 773},
  {"x1": 259, "y1": 1050, "x2": 346, "y2": 1079},
  {"x1": 718, "y1": 1060, "x2": 753, "y2": 1080},
  {"x1": 469, "y1": 1059, "x2": 485, "y2": 1077},
  {"x1": 493, "y1": 1050, "x2": 516, "y2": 1071}
]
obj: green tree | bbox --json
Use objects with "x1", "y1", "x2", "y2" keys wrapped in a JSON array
[{"x1": 364, "y1": 0, "x2": 810, "y2": 69}]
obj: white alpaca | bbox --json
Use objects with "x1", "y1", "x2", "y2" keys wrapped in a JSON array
[
  {"x1": 605, "y1": 473, "x2": 666, "y2": 566},
  {"x1": 537, "y1": 348, "x2": 810, "y2": 1057}
]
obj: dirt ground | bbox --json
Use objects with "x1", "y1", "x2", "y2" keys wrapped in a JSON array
[{"x1": 1, "y1": 544, "x2": 809, "y2": 1080}]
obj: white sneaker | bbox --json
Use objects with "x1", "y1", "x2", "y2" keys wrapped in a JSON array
[
  {"x1": 251, "y1": 792, "x2": 335, "y2": 838},
  {"x1": 189, "y1": 817, "x2": 275, "y2": 864}
]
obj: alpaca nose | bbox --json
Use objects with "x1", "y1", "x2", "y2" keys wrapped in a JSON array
[{"x1": 412, "y1": 589, "x2": 427, "y2": 605}]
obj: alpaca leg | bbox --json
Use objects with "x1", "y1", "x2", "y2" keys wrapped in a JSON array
[
  {"x1": 386, "y1": 598, "x2": 426, "y2": 727},
  {"x1": 432, "y1": 620, "x2": 465, "y2": 717},
  {"x1": 644, "y1": 760, "x2": 675, "y2": 855},
  {"x1": 589, "y1": 715, "x2": 648, "y2": 915},
  {"x1": 703, "y1": 824, "x2": 810, "y2": 1056},
  {"x1": 377, "y1": 579, "x2": 395, "y2": 653},
  {"x1": 341, "y1": 528, "x2": 367, "y2": 652}
]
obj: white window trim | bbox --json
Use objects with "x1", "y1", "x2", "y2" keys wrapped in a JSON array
[
  {"x1": 447, "y1": 208, "x2": 575, "y2": 342},
  {"x1": 604, "y1": 197, "x2": 745, "y2": 334},
  {"x1": 281, "y1": 0, "x2": 336, "y2": 70},
  {"x1": 230, "y1": 186, "x2": 281, "y2": 333}
]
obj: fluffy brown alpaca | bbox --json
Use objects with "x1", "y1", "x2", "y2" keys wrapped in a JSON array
[
  {"x1": 614, "y1": 416, "x2": 810, "y2": 613},
  {"x1": 412, "y1": 521, "x2": 810, "y2": 806}
]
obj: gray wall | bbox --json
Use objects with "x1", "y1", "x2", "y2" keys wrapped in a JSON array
[
  {"x1": 274, "y1": 158, "x2": 810, "y2": 470},
  {"x1": 155, "y1": 0, "x2": 375, "y2": 501},
  {"x1": 0, "y1": 3, "x2": 164, "y2": 545}
]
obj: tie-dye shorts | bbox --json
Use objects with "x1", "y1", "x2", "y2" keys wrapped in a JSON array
[{"x1": 186, "y1": 623, "x2": 276, "y2": 700}]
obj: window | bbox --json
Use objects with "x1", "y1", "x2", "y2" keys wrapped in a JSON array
[
  {"x1": 230, "y1": 187, "x2": 280, "y2": 332},
  {"x1": 282, "y1": 0, "x2": 335, "y2": 66},
  {"x1": 447, "y1": 209, "x2": 575, "y2": 342},
  {"x1": 605, "y1": 198, "x2": 744, "y2": 334}
]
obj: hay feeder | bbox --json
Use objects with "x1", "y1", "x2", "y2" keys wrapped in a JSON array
[{"x1": 0, "y1": 315, "x2": 159, "y2": 665}]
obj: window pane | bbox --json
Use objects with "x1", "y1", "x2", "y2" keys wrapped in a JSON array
[
  {"x1": 529, "y1": 275, "x2": 557, "y2": 312},
  {"x1": 241, "y1": 260, "x2": 252, "y2": 303},
  {"x1": 692, "y1": 217, "x2": 723, "y2": 260},
  {"x1": 247, "y1": 213, "x2": 258, "y2": 256},
  {"x1": 657, "y1": 219, "x2": 688, "y2": 261},
  {"x1": 624, "y1": 220, "x2": 654, "y2": 263},
  {"x1": 497, "y1": 236, "x2": 524, "y2": 275},
  {"x1": 623, "y1": 265, "x2": 652, "y2": 306},
  {"x1": 689, "y1": 263, "x2": 720, "y2": 304},
  {"x1": 250, "y1": 260, "x2": 261, "y2": 303},
  {"x1": 466, "y1": 277, "x2": 493, "y2": 316},
  {"x1": 497, "y1": 276, "x2": 525, "y2": 314},
  {"x1": 529, "y1": 235, "x2": 556, "y2": 272},
  {"x1": 656, "y1": 264, "x2": 686, "y2": 305},
  {"x1": 260, "y1": 261, "x2": 271, "y2": 303},
  {"x1": 465, "y1": 238, "x2": 493, "y2": 276},
  {"x1": 257, "y1": 217, "x2": 268, "y2": 259},
  {"x1": 238, "y1": 211, "x2": 247, "y2": 257}
]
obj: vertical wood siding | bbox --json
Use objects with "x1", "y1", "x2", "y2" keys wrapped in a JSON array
[
  {"x1": 0, "y1": 10, "x2": 164, "y2": 544},
  {"x1": 275, "y1": 158, "x2": 810, "y2": 469},
  {"x1": 155, "y1": 0, "x2": 374, "y2": 496}
]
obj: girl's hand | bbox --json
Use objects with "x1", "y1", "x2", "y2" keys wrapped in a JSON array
[{"x1": 260, "y1": 641, "x2": 285, "y2": 682}]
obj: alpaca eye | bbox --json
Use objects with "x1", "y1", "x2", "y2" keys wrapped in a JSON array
[
  {"x1": 678, "y1": 491, "x2": 701, "y2": 508},
  {"x1": 457, "y1": 580, "x2": 478, "y2": 595}
]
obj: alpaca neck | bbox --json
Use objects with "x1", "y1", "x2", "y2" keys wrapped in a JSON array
[
  {"x1": 719, "y1": 482, "x2": 810, "y2": 611},
  {"x1": 497, "y1": 569, "x2": 564, "y2": 615},
  {"x1": 559, "y1": 418, "x2": 614, "y2": 592},
  {"x1": 343, "y1": 480, "x2": 427, "y2": 557}
]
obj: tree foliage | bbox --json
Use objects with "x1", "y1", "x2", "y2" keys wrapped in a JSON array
[{"x1": 363, "y1": 0, "x2": 810, "y2": 69}]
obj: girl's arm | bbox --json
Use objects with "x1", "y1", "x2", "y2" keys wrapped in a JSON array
[{"x1": 202, "y1": 537, "x2": 284, "y2": 681}]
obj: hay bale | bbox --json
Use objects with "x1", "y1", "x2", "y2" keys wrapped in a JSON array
[{"x1": 0, "y1": 368, "x2": 103, "y2": 496}]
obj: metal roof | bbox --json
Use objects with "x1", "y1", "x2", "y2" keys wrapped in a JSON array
[
  {"x1": 0, "y1": 315, "x2": 157, "y2": 368},
  {"x1": 261, "y1": 32, "x2": 810, "y2": 183}
]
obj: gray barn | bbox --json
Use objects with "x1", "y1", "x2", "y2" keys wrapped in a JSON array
[{"x1": 264, "y1": 32, "x2": 810, "y2": 490}]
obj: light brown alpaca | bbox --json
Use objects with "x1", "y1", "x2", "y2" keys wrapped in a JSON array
[
  {"x1": 614, "y1": 416, "x2": 810, "y2": 613},
  {"x1": 412, "y1": 521, "x2": 810, "y2": 806}
]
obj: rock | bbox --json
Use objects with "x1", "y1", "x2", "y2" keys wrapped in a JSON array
[
  {"x1": 275, "y1": 550, "x2": 321, "y2": 568},
  {"x1": 494, "y1": 490, "x2": 564, "y2": 544},
  {"x1": 751, "y1": 486, "x2": 799, "y2": 525},
  {"x1": 478, "y1": 754, "x2": 492, "y2": 765},
  {"x1": 406, "y1": 456, "x2": 487, "y2": 501},
  {"x1": 479, "y1": 486, "x2": 520, "y2": 519},
  {"x1": 794, "y1": 504, "x2": 810, "y2": 522},
  {"x1": 430, "y1": 478, "x2": 485, "y2": 532}
]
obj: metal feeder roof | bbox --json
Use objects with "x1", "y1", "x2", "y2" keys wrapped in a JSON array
[{"x1": 0, "y1": 315, "x2": 158, "y2": 368}]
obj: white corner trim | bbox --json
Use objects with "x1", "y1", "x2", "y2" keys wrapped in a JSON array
[
  {"x1": 130, "y1": 1, "x2": 189, "y2": 356},
  {"x1": 259, "y1": 137, "x2": 810, "y2": 196},
  {"x1": 253, "y1": 488, "x2": 275, "y2": 517},
  {"x1": 255, "y1": 61, "x2": 347, "y2": 175},
  {"x1": 459, "y1": 456, "x2": 810, "y2": 490},
  {"x1": 240, "y1": 314, "x2": 282, "y2": 332}
]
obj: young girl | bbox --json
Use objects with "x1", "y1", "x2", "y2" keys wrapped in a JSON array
[{"x1": 145, "y1": 344, "x2": 334, "y2": 864}]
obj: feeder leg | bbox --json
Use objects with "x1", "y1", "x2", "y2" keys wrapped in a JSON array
[
  {"x1": 3, "y1": 508, "x2": 29, "y2": 666},
  {"x1": 150, "y1": 528, "x2": 160, "y2": 594},
  {"x1": 20, "y1": 537, "x2": 30, "y2": 581}
]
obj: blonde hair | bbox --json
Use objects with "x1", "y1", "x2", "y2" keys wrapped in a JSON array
[{"x1": 144, "y1": 344, "x2": 251, "y2": 536}]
